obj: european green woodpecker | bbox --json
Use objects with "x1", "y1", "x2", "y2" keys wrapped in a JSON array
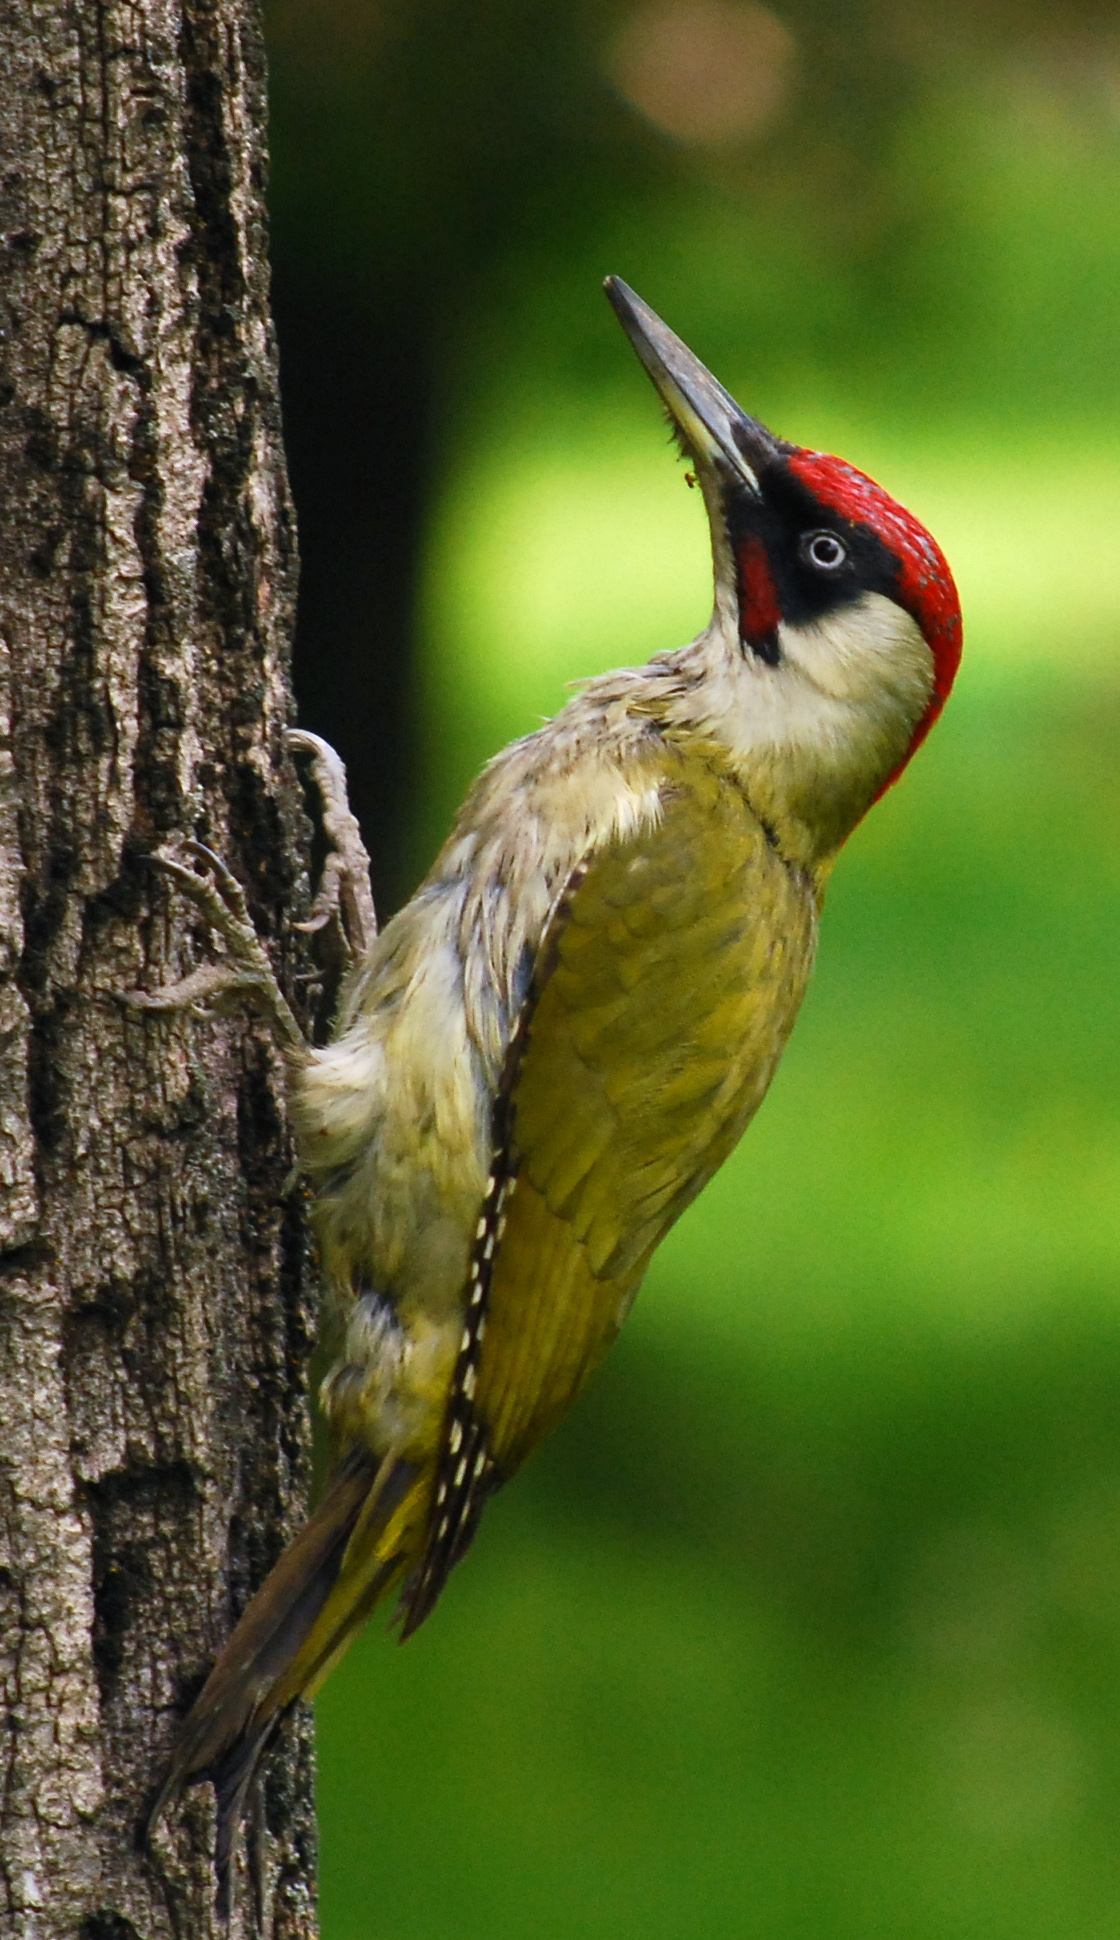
[{"x1": 140, "y1": 278, "x2": 962, "y2": 1897}]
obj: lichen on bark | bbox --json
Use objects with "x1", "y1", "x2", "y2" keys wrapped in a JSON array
[{"x1": 0, "y1": 3, "x2": 316, "y2": 1933}]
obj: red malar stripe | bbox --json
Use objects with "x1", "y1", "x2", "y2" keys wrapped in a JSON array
[{"x1": 737, "y1": 537, "x2": 781, "y2": 655}]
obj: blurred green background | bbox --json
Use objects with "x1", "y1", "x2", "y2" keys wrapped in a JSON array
[{"x1": 262, "y1": 3, "x2": 1120, "y2": 1934}]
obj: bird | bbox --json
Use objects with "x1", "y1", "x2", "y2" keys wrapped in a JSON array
[{"x1": 137, "y1": 276, "x2": 962, "y2": 1903}]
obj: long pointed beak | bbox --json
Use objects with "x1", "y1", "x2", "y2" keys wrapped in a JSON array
[{"x1": 604, "y1": 277, "x2": 782, "y2": 498}]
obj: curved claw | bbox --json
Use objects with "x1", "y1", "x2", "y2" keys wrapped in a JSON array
[
  {"x1": 293, "y1": 908, "x2": 332, "y2": 937},
  {"x1": 185, "y1": 838, "x2": 247, "y2": 899},
  {"x1": 164, "y1": 840, "x2": 252, "y2": 925}
]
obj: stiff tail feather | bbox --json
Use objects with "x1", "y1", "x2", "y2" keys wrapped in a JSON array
[{"x1": 149, "y1": 1448, "x2": 430, "y2": 1915}]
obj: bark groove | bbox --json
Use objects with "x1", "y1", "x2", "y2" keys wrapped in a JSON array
[{"x1": 0, "y1": 4, "x2": 315, "y2": 1933}]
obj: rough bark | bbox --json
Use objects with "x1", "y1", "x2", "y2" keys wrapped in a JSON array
[{"x1": 0, "y1": 4, "x2": 316, "y2": 1936}]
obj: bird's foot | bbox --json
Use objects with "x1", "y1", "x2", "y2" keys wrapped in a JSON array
[
  {"x1": 126, "y1": 840, "x2": 306, "y2": 1061},
  {"x1": 289, "y1": 729, "x2": 377, "y2": 970},
  {"x1": 126, "y1": 733, "x2": 374, "y2": 1057}
]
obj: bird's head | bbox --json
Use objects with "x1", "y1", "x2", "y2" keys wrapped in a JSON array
[{"x1": 605, "y1": 277, "x2": 962, "y2": 863}]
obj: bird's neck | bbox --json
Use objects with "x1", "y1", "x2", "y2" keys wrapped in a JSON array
[{"x1": 655, "y1": 593, "x2": 935, "y2": 867}]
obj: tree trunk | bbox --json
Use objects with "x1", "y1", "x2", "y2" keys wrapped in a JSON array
[{"x1": 0, "y1": 4, "x2": 316, "y2": 1935}]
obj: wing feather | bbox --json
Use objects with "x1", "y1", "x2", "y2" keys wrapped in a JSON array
[{"x1": 402, "y1": 758, "x2": 818, "y2": 1631}]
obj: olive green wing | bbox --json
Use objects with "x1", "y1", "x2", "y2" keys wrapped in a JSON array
[{"x1": 401, "y1": 761, "x2": 816, "y2": 1632}]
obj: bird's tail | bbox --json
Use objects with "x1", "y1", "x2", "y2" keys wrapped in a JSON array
[{"x1": 150, "y1": 1447, "x2": 430, "y2": 1914}]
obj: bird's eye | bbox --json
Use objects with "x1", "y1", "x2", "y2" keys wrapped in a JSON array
[{"x1": 802, "y1": 530, "x2": 848, "y2": 572}]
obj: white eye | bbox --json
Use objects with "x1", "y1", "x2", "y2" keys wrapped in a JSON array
[{"x1": 802, "y1": 530, "x2": 848, "y2": 572}]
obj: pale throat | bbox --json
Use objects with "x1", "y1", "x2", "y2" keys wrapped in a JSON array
[{"x1": 685, "y1": 590, "x2": 935, "y2": 863}]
